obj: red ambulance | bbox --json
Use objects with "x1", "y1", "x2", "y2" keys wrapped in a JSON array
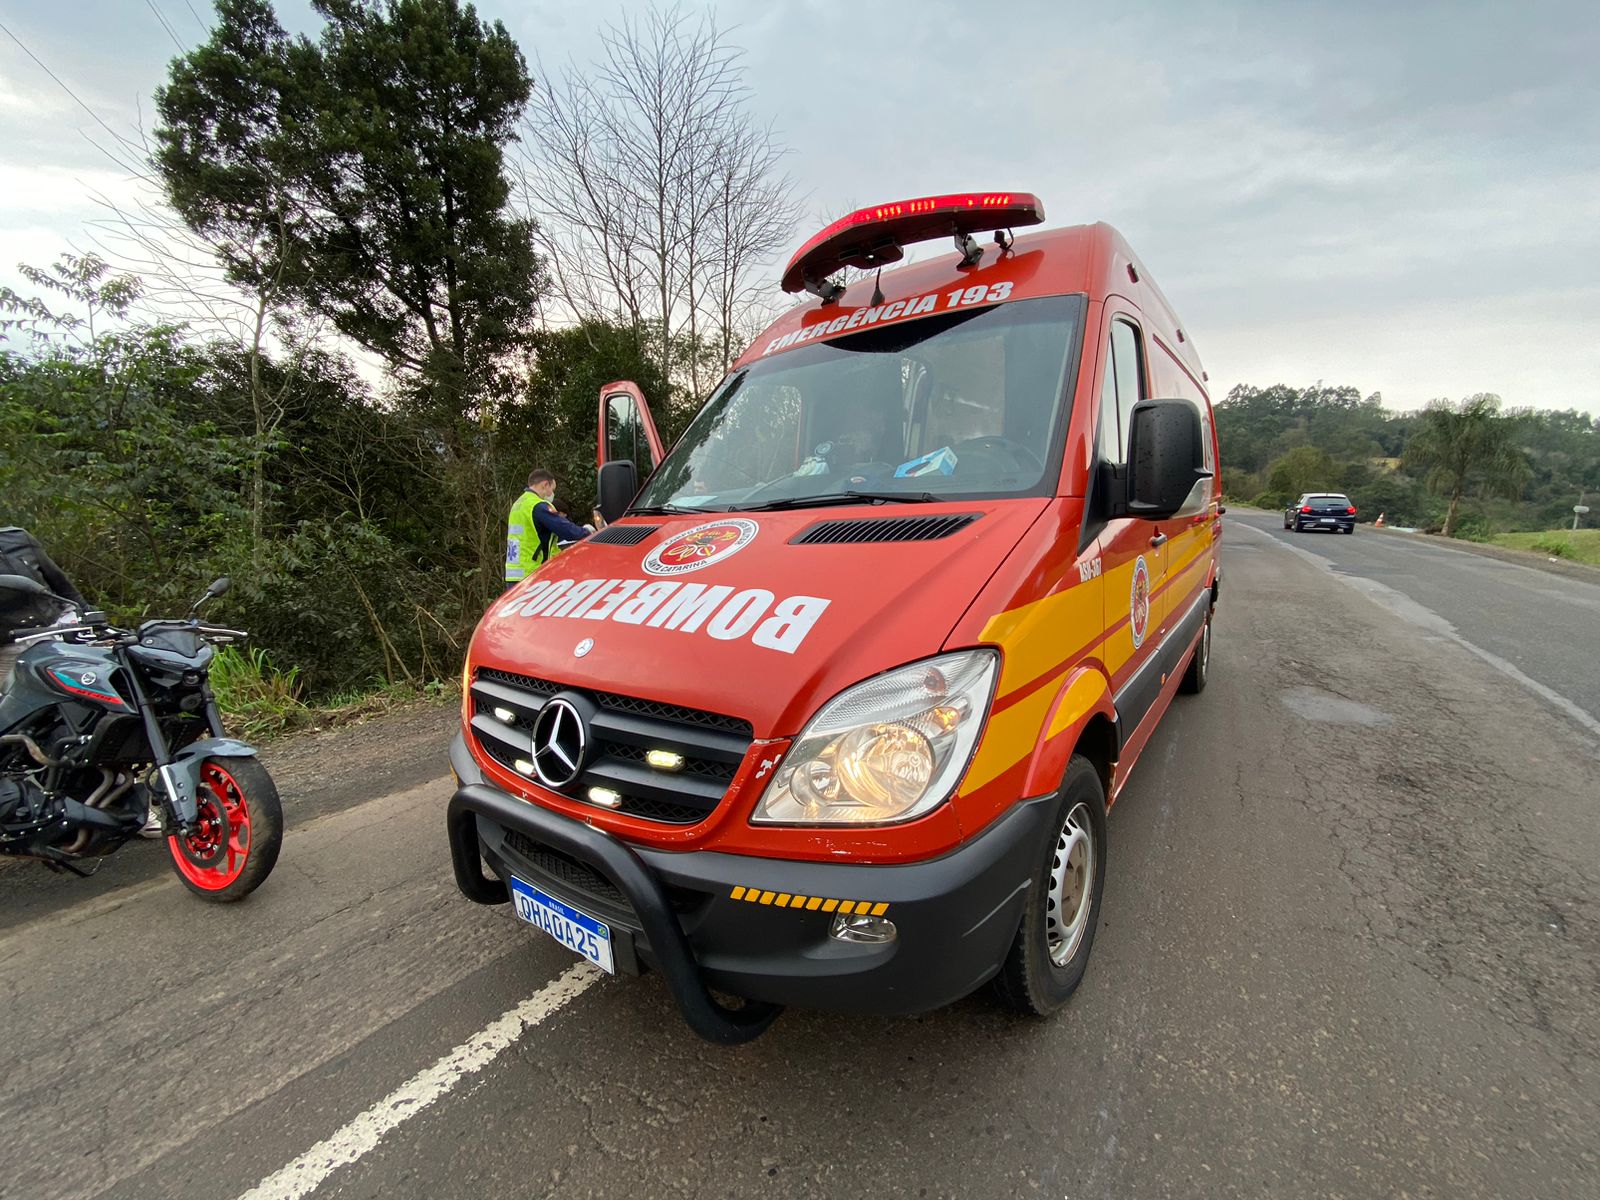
[{"x1": 448, "y1": 193, "x2": 1221, "y2": 1042}]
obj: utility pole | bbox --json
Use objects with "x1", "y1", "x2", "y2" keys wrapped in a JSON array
[{"x1": 1576, "y1": 492, "x2": 1589, "y2": 531}]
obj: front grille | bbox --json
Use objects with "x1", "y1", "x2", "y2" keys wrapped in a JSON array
[
  {"x1": 468, "y1": 668, "x2": 753, "y2": 826},
  {"x1": 589, "y1": 690, "x2": 753, "y2": 735},
  {"x1": 791, "y1": 513, "x2": 981, "y2": 545},
  {"x1": 477, "y1": 667, "x2": 559, "y2": 696}
]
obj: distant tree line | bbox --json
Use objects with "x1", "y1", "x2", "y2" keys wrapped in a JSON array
[
  {"x1": 1217, "y1": 383, "x2": 1599, "y2": 537},
  {"x1": 0, "y1": 0, "x2": 795, "y2": 704}
]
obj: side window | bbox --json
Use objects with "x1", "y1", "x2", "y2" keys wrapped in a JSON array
[
  {"x1": 606, "y1": 393, "x2": 657, "y2": 475},
  {"x1": 1110, "y1": 320, "x2": 1145, "y2": 463},
  {"x1": 1096, "y1": 341, "x2": 1120, "y2": 463},
  {"x1": 1096, "y1": 318, "x2": 1146, "y2": 466}
]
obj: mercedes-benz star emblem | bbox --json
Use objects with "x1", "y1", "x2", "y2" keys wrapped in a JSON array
[
  {"x1": 530, "y1": 698, "x2": 587, "y2": 789},
  {"x1": 574, "y1": 638, "x2": 594, "y2": 658}
]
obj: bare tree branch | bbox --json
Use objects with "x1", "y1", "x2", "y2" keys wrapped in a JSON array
[{"x1": 515, "y1": 3, "x2": 801, "y2": 410}]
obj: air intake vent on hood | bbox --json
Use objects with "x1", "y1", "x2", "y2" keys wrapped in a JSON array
[
  {"x1": 791, "y1": 513, "x2": 981, "y2": 545},
  {"x1": 588, "y1": 524, "x2": 659, "y2": 546}
]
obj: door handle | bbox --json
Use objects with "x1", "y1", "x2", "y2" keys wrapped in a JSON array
[{"x1": 1150, "y1": 533, "x2": 1168, "y2": 548}]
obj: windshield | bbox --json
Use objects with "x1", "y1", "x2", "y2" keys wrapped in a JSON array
[{"x1": 634, "y1": 295, "x2": 1083, "y2": 511}]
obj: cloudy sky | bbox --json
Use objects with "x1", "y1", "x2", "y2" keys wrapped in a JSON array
[{"x1": 1, "y1": 0, "x2": 1597, "y2": 414}]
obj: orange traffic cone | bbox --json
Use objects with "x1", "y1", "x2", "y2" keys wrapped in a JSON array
[{"x1": 1374, "y1": 513, "x2": 1385, "y2": 527}]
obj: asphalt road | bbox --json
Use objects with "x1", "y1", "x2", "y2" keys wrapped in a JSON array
[
  {"x1": 3, "y1": 516, "x2": 1597, "y2": 1200},
  {"x1": 1229, "y1": 507, "x2": 1600, "y2": 735}
]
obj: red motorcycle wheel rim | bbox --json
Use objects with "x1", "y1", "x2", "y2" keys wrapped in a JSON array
[{"x1": 167, "y1": 762, "x2": 253, "y2": 890}]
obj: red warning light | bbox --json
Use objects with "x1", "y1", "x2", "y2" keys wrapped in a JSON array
[{"x1": 781, "y1": 192, "x2": 1045, "y2": 295}]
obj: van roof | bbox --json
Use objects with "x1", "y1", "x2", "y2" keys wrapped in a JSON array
[{"x1": 738, "y1": 221, "x2": 1205, "y2": 388}]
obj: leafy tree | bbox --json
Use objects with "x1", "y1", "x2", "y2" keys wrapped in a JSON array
[
  {"x1": 1403, "y1": 394, "x2": 1529, "y2": 537},
  {"x1": 0, "y1": 257, "x2": 252, "y2": 614},
  {"x1": 1265, "y1": 445, "x2": 1338, "y2": 504},
  {"x1": 1355, "y1": 475, "x2": 1437, "y2": 529},
  {"x1": 1214, "y1": 381, "x2": 1595, "y2": 536},
  {"x1": 497, "y1": 319, "x2": 674, "y2": 522},
  {"x1": 155, "y1": 0, "x2": 544, "y2": 418}
]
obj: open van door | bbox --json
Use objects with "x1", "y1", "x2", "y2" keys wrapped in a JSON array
[
  {"x1": 597, "y1": 382, "x2": 665, "y2": 472},
  {"x1": 595, "y1": 382, "x2": 666, "y2": 523}
]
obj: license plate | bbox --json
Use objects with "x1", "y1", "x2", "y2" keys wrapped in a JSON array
[
  {"x1": 510, "y1": 877, "x2": 614, "y2": 974},
  {"x1": 1320, "y1": 518, "x2": 1336, "y2": 524}
]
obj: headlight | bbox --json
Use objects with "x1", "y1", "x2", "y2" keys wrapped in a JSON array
[{"x1": 751, "y1": 650, "x2": 998, "y2": 826}]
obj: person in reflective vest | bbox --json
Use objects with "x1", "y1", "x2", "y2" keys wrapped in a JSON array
[{"x1": 505, "y1": 469, "x2": 593, "y2": 588}]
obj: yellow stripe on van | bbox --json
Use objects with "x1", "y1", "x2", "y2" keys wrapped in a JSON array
[
  {"x1": 1046, "y1": 671, "x2": 1111, "y2": 741},
  {"x1": 730, "y1": 888, "x2": 890, "y2": 917},
  {"x1": 979, "y1": 578, "x2": 1102, "y2": 695},
  {"x1": 962, "y1": 683, "x2": 1057, "y2": 794}
]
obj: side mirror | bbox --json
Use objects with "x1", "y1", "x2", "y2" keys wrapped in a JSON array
[
  {"x1": 597, "y1": 460, "x2": 640, "y2": 524},
  {"x1": 0, "y1": 573, "x2": 49, "y2": 600},
  {"x1": 191, "y1": 576, "x2": 232, "y2": 617},
  {"x1": 1126, "y1": 399, "x2": 1211, "y2": 521}
]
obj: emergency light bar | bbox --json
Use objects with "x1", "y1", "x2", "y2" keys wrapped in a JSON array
[{"x1": 780, "y1": 191, "x2": 1045, "y2": 297}]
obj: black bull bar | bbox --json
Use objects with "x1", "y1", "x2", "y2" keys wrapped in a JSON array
[{"x1": 447, "y1": 783, "x2": 782, "y2": 1044}]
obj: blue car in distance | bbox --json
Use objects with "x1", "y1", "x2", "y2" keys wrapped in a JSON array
[{"x1": 1284, "y1": 492, "x2": 1357, "y2": 534}]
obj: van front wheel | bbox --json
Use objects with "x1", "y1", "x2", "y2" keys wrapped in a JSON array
[{"x1": 992, "y1": 755, "x2": 1108, "y2": 1016}]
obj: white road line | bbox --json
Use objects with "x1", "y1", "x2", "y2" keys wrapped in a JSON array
[{"x1": 237, "y1": 962, "x2": 602, "y2": 1200}]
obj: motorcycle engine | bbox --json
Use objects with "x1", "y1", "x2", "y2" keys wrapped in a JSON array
[{"x1": 1, "y1": 773, "x2": 64, "y2": 846}]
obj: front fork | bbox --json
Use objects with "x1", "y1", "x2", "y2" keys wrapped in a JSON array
[
  {"x1": 120, "y1": 651, "x2": 254, "y2": 836},
  {"x1": 118, "y1": 650, "x2": 203, "y2": 832}
]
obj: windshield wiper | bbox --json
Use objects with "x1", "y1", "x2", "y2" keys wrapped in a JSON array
[
  {"x1": 625, "y1": 502, "x2": 728, "y2": 516},
  {"x1": 732, "y1": 490, "x2": 947, "y2": 512}
]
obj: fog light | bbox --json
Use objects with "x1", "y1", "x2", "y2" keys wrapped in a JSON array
[
  {"x1": 829, "y1": 913, "x2": 897, "y2": 944},
  {"x1": 493, "y1": 706, "x2": 515, "y2": 723},
  {"x1": 513, "y1": 759, "x2": 535, "y2": 776},
  {"x1": 587, "y1": 786, "x2": 622, "y2": 809},
  {"x1": 645, "y1": 749, "x2": 684, "y2": 771}
]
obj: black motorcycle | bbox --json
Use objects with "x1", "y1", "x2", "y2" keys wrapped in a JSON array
[{"x1": 0, "y1": 574, "x2": 282, "y2": 901}]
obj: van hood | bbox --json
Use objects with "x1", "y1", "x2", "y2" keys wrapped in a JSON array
[{"x1": 471, "y1": 502, "x2": 1046, "y2": 738}]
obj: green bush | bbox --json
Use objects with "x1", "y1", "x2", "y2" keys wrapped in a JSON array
[
  {"x1": 1449, "y1": 513, "x2": 1494, "y2": 542},
  {"x1": 209, "y1": 645, "x2": 308, "y2": 739},
  {"x1": 1532, "y1": 534, "x2": 1574, "y2": 558}
]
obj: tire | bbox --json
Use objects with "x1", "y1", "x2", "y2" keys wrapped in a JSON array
[
  {"x1": 167, "y1": 757, "x2": 283, "y2": 902},
  {"x1": 1179, "y1": 605, "x2": 1212, "y2": 694},
  {"x1": 993, "y1": 755, "x2": 1108, "y2": 1016}
]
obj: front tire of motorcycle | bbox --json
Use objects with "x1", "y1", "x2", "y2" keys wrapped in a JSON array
[{"x1": 167, "y1": 757, "x2": 283, "y2": 903}]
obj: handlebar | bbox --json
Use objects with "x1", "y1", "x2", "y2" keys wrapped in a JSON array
[
  {"x1": 195, "y1": 624, "x2": 250, "y2": 642},
  {"x1": 13, "y1": 617, "x2": 250, "y2": 648},
  {"x1": 134, "y1": 618, "x2": 250, "y2": 644}
]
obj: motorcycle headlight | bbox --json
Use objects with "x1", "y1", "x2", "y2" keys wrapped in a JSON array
[{"x1": 751, "y1": 650, "x2": 999, "y2": 826}]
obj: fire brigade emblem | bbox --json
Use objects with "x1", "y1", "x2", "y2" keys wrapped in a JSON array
[
  {"x1": 1129, "y1": 555, "x2": 1152, "y2": 649},
  {"x1": 642, "y1": 518, "x2": 759, "y2": 577}
]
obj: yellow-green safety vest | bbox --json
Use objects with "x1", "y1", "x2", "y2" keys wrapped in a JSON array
[{"x1": 505, "y1": 492, "x2": 560, "y2": 582}]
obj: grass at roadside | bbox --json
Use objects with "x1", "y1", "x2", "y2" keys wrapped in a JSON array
[
  {"x1": 1485, "y1": 528, "x2": 1600, "y2": 566},
  {"x1": 209, "y1": 644, "x2": 457, "y2": 741}
]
